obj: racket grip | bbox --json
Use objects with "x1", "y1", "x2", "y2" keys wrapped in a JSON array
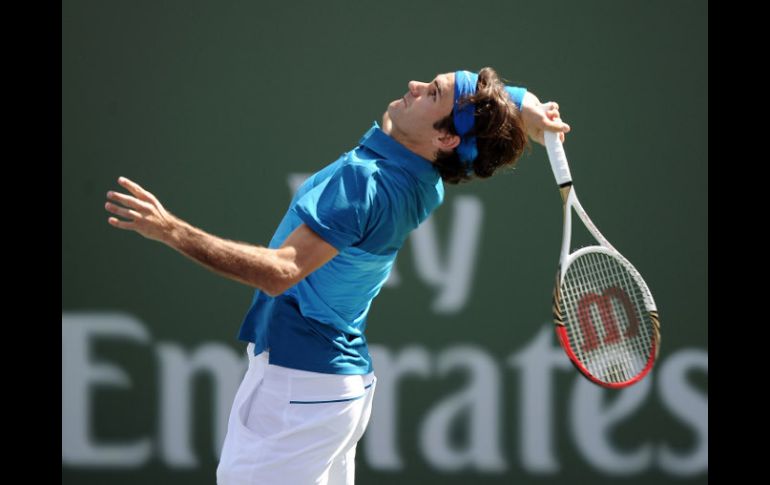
[{"x1": 544, "y1": 131, "x2": 573, "y2": 186}]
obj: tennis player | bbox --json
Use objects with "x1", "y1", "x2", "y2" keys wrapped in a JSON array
[{"x1": 105, "y1": 67, "x2": 570, "y2": 484}]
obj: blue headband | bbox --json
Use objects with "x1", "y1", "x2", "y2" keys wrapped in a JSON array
[
  {"x1": 453, "y1": 70, "x2": 527, "y2": 174},
  {"x1": 453, "y1": 70, "x2": 479, "y2": 172}
]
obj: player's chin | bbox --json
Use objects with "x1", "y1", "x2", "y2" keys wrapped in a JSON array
[{"x1": 386, "y1": 103, "x2": 400, "y2": 118}]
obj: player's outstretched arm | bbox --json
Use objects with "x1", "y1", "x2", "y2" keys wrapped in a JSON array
[{"x1": 105, "y1": 177, "x2": 338, "y2": 296}]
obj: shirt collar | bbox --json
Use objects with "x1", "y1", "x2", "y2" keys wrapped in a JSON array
[{"x1": 358, "y1": 121, "x2": 441, "y2": 185}]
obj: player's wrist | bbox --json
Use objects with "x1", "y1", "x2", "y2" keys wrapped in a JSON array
[{"x1": 162, "y1": 214, "x2": 186, "y2": 248}]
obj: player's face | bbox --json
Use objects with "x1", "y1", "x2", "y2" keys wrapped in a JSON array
[{"x1": 387, "y1": 72, "x2": 455, "y2": 144}]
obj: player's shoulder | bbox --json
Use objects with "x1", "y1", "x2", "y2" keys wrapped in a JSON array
[
  {"x1": 333, "y1": 157, "x2": 408, "y2": 220},
  {"x1": 330, "y1": 158, "x2": 377, "y2": 191},
  {"x1": 332, "y1": 153, "x2": 385, "y2": 196},
  {"x1": 341, "y1": 148, "x2": 380, "y2": 175}
]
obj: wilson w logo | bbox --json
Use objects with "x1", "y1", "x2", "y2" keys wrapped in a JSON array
[{"x1": 577, "y1": 288, "x2": 639, "y2": 353}]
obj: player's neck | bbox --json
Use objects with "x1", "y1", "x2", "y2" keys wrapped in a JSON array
[{"x1": 383, "y1": 120, "x2": 436, "y2": 163}]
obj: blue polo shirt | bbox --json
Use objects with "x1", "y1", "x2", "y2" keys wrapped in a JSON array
[{"x1": 236, "y1": 121, "x2": 445, "y2": 375}]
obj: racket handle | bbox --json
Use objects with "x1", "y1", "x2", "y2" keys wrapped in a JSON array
[{"x1": 544, "y1": 131, "x2": 573, "y2": 186}]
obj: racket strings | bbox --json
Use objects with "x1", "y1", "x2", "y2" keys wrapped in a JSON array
[
  {"x1": 566, "y1": 255, "x2": 650, "y2": 381},
  {"x1": 561, "y1": 252, "x2": 654, "y2": 383}
]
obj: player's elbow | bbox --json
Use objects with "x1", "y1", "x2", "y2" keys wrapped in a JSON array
[
  {"x1": 262, "y1": 260, "x2": 301, "y2": 297},
  {"x1": 263, "y1": 280, "x2": 291, "y2": 298}
]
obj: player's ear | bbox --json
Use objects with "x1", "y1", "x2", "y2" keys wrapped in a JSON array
[{"x1": 432, "y1": 131, "x2": 460, "y2": 151}]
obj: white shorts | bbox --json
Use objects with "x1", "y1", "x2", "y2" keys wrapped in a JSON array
[{"x1": 217, "y1": 343, "x2": 376, "y2": 485}]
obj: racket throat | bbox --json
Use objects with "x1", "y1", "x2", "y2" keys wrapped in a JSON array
[{"x1": 559, "y1": 189, "x2": 576, "y2": 269}]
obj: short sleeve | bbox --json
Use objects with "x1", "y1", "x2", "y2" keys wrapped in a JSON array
[
  {"x1": 505, "y1": 85, "x2": 527, "y2": 111},
  {"x1": 291, "y1": 162, "x2": 372, "y2": 251}
]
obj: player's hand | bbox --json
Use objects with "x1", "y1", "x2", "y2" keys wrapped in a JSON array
[
  {"x1": 105, "y1": 177, "x2": 178, "y2": 244},
  {"x1": 520, "y1": 92, "x2": 571, "y2": 146}
]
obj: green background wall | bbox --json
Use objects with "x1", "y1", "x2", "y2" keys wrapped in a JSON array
[{"x1": 62, "y1": 1, "x2": 707, "y2": 483}]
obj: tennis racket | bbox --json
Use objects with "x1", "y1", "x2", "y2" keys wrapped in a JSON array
[{"x1": 544, "y1": 130, "x2": 660, "y2": 388}]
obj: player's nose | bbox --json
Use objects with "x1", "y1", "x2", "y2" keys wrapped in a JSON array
[{"x1": 408, "y1": 81, "x2": 424, "y2": 97}]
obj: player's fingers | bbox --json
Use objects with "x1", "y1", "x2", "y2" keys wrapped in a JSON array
[
  {"x1": 106, "y1": 191, "x2": 152, "y2": 212},
  {"x1": 545, "y1": 109, "x2": 570, "y2": 133},
  {"x1": 107, "y1": 216, "x2": 136, "y2": 230},
  {"x1": 543, "y1": 102, "x2": 559, "y2": 116},
  {"x1": 545, "y1": 117, "x2": 571, "y2": 132},
  {"x1": 118, "y1": 177, "x2": 156, "y2": 204},
  {"x1": 105, "y1": 201, "x2": 142, "y2": 221}
]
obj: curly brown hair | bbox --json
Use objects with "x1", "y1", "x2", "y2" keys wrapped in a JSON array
[{"x1": 432, "y1": 67, "x2": 529, "y2": 184}]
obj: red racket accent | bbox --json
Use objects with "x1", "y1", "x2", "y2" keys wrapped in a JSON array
[{"x1": 556, "y1": 325, "x2": 657, "y2": 389}]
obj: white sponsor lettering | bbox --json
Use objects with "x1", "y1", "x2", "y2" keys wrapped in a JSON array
[
  {"x1": 61, "y1": 313, "x2": 152, "y2": 467},
  {"x1": 62, "y1": 313, "x2": 708, "y2": 477}
]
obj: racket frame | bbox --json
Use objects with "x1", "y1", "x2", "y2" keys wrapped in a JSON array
[{"x1": 544, "y1": 132, "x2": 660, "y2": 388}]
